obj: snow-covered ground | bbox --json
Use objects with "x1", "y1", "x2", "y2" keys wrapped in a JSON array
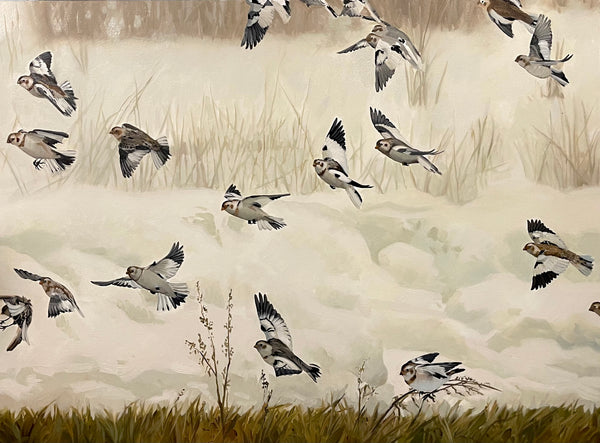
[
  {"x1": 0, "y1": 181, "x2": 599, "y2": 410},
  {"x1": 0, "y1": 1, "x2": 599, "y2": 412}
]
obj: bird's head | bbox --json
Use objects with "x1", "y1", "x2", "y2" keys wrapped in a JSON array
[
  {"x1": 589, "y1": 302, "x2": 600, "y2": 314},
  {"x1": 38, "y1": 277, "x2": 52, "y2": 290},
  {"x1": 515, "y1": 55, "x2": 526, "y2": 66},
  {"x1": 17, "y1": 75, "x2": 34, "y2": 90},
  {"x1": 366, "y1": 33, "x2": 379, "y2": 47},
  {"x1": 109, "y1": 126, "x2": 124, "y2": 140},
  {"x1": 221, "y1": 200, "x2": 235, "y2": 212},
  {"x1": 375, "y1": 139, "x2": 392, "y2": 153},
  {"x1": 6, "y1": 132, "x2": 23, "y2": 146},
  {"x1": 253, "y1": 340, "x2": 272, "y2": 358},
  {"x1": 126, "y1": 266, "x2": 142, "y2": 280},
  {"x1": 313, "y1": 159, "x2": 326, "y2": 173},
  {"x1": 523, "y1": 242, "x2": 541, "y2": 256},
  {"x1": 400, "y1": 362, "x2": 416, "y2": 382}
]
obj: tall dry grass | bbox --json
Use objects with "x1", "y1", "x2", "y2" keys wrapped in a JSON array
[
  {"x1": 21, "y1": 0, "x2": 482, "y2": 43},
  {"x1": 518, "y1": 101, "x2": 600, "y2": 189},
  {"x1": 0, "y1": 400, "x2": 597, "y2": 443}
]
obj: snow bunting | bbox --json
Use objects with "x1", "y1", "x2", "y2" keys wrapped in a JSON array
[
  {"x1": 242, "y1": 0, "x2": 291, "y2": 50},
  {"x1": 523, "y1": 219, "x2": 594, "y2": 290},
  {"x1": 14, "y1": 269, "x2": 84, "y2": 318},
  {"x1": 299, "y1": 0, "x2": 337, "y2": 17},
  {"x1": 109, "y1": 124, "x2": 170, "y2": 178},
  {"x1": 479, "y1": 0, "x2": 538, "y2": 38},
  {"x1": 254, "y1": 293, "x2": 321, "y2": 382},
  {"x1": 221, "y1": 184, "x2": 290, "y2": 230},
  {"x1": 0, "y1": 295, "x2": 32, "y2": 352},
  {"x1": 340, "y1": 0, "x2": 381, "y2": 22},
  {"x1": 400, "y1": 353, "x2": 465, "y2": 393},
  {"x1": 515, "y1": 15, "x2": 573, "y2": 86},
  {"x1": 17, "y1": 51, "x2": 77, "y2": 116},
  {"x1": 6, "y1": 129, "x2": 75, "y2": 173},
  {"x1": 371, "y1": 23, "x2": 423, "y2": 71},
  {"x1": 313, "y1": 118, "x2": 372, "y2": 208},
  {"x1": 589, "y1": 302, "x2": 600, "y2": 317},
  {"x1": 338, "y1": 32, "x2": 405, "y2": 92},
  {"x1": 370, "y1": 108, "x2": 443, "y2": 175},
  {"x1": 91, "y1": 242, "x2": 188, "y2": 311}
]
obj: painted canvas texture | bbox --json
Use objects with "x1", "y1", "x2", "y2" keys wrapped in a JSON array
[{"x1": 0, "y1": 0, "x2": 599, "y2": 441}]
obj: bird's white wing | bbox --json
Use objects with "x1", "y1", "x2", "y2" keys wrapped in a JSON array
[
  {"x1": 322, "y1": 118, "x2": 348, "y2": 175},
  {"x1": 29, "y1": 51, "x2": 56, "y2": 82},
  {"x1": 527, "y1": 219, "x2": 566, "y2": 249},
  {"x1": 243, "y1": 193, "x2": 290, "y2": 208},
  {"x1": 0, "y1": 298, "x2": 26, "y2": 316},
  {"x1": 30, "y1": 129, "x2": 69, "y2": 144},
  {"x1": 374, "y1": 40, "x2": 397, "y2": 92},
  {"x1": 531, "y1": 254, "x2": 570, "y2": 290},
  {"x1": 337, "y1": 38, "x2": 370, "y2": 54},
  {"x1": 224, "y1": 184, "x2": 243, "y2": 201},
  {"x1": 91, "y1": 278, "x2": 140, "y2": 289},
  {"x1": 33, "y1": 83, "x2": 73, "y2": 116},
  {"x1": 369, "y1": 107, "x2": 410, "y2": 143},
  {"x1": 254, "y1": 292, "x2": 293, "y2": 349},
  {"x1": 529, "y1": 15, "x2": 552, "y2": 60},
  {"x1": 410, "y1": 352, "x2": 439, "y2": 365},
  {"x1": 241, "y1": 0, "x2": 276, "y2": 50},
  {"x1": 146, "y1": 242, "x2": 185, "y2": 280}
]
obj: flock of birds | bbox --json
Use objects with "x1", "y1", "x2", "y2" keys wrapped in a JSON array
[
  {"x1": 243, "y1": 0, "x2": 573, "y2": 89},
  {"x1": 1, "y1": 0, "x2": 595, "y2": 395}
]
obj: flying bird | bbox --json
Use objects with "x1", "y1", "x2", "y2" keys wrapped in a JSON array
[
  {"x1": 338, "y1": 30, "x2": 410, "y2": 92},
  {"x1": 479, "y1": 0, "x2": 539, "y2": 38},
  {"x1": 242, "y1": 0, "x2": 291, "y2": 50},
  {"x1": 14, "y1": 269, "x2": 84, "y2": 318},
  {"x1": 370, "y1": 108, "x2": 443, "y2": 175},
  {"x1": 371, "y1": 23, "x2": 423, "y2": 71},
  {"x1": 515, "y1": 15, "x2": 573, "y2": 86},
  {"x1": 523, "y1": 219, "x2": 594, "y2": 290},
  {"x1": 299, "y1": 0, "x2": 337, "y2": 17},
  {"x1": 313, "y1": 118, "x2": 372, "y2": 208},
  {"x1": 221, "y1": 184, "x2": 290, "y2": 231},
  {"x1": 17, "y1": 51, "x2": 77, "y2": 116},
  {"x1": 109, "y1": 124, "x2": 170, "y2": 178},
  {"x1": 589, "y1": 302, "x2": 600, "y2": 317},
  {"x1": 6, "y1": 129, "x2": 75, "y2": 173},
  {"x1": 0, "y1": 295, "x2": 32, "y2": 352},
  {"x1": 91, "y1": 242, "x2": 188, "y2": 311},
  {"x1": 254, "y1": 292, "x2": 321, "y2": 382},
  {"x1": 400, "y1": 352, "x2": 465, "y2": 393},
  {"x1": 340, "y1": 0, "x2": 381, "y2": 22}
]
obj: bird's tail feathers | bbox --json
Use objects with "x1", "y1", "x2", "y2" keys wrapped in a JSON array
[
  {"x1": 558, "y1": 53, "x2": 573, "y2": 63},
  {"x1": 573, "y1": 255, "x2": 594, "y2": 276},
  {"x1": 303, "y1": 362, "x2": 321, "y2": 382},
  {"x1": 257, "y1": 216, "x2": 286, "y2": 231},
  {"x1": 60, "y1": 80, "x2": 77, "y2": 110},
  {"x1": 345, "y1": 186, "x2": 363, "y2": 209},
  {"x1": 550, "y1": 69, "x2": 569, "y2": 87},
  {"x1": 150, "y1": 136, "x2": 171, "y2": 169},
  {"x1": 417, "y1": 156, "x2": 442, "y2": 175},
  {"x1": 447, "y1": 367, "x2": 465, "y2": 377}
]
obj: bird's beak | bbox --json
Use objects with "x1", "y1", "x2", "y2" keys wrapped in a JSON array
[
  {"x1": 522, "y1": 245, "x2": 527, "y2": 251},
  {"x1": 312, "y1": 160, "x2": 318, "y2": 166},
  {"x1": 6, "y1": 137, "x2": 10, "y2": 143},
  {"x1": 374, "y1": 145, "x2": 379, "y2": 150},
  {"x1": 253, "y1": 344, "x2": 258, "y2": 349},
  {"x1": 590, "y1": 307, "x2": 595, "y2": 312}
]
